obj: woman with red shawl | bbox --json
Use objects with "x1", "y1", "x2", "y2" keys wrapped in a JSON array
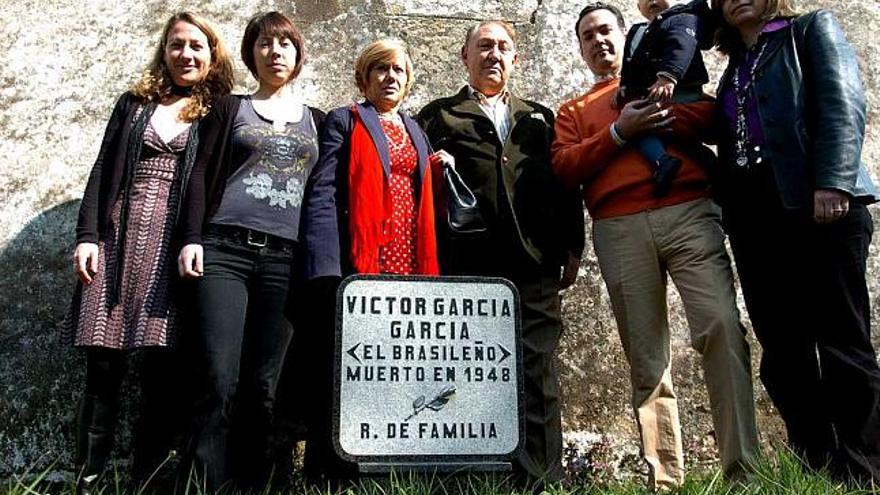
[{"x1": 298, "y1": 39, "x2": 447, "y2": 484}]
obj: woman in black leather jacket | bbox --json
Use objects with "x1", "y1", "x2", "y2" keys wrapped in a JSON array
[{"x1": 713, "y1": 0, "x2": 880, "y2": 482}]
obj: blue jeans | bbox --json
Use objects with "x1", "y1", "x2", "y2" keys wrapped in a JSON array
[{"x1": 188, "y1": 232, "x2": 295, "y2": 489}]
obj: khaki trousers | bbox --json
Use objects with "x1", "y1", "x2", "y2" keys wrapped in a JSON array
[{"x1": 592, "y1": 198, "x2": 759, "y2": 489}]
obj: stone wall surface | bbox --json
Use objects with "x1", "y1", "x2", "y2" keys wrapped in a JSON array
[{"x1": 1, "y1": 0, "x2": 879, "y2": 479}]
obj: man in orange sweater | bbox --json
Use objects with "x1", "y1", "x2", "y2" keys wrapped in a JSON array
[{"x1": 551, "y1": 3, "x2": 759, "y2": 490}]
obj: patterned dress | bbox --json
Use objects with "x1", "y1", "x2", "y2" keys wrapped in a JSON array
[
  {"x1": 70, "y1": 117, "x2": 188, "y2": 349},
  {"x1": 378, "y1": 119, "x2": 419, "y2": 275}
]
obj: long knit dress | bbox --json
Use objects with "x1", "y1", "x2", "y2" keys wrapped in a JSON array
[{"x1": 69, "y1": 118, "x2": 189, "y2": 349}]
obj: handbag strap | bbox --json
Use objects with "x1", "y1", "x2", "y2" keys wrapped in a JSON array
[{"x1": 443, "y1": 164, "x2": 478, "y2": 208}]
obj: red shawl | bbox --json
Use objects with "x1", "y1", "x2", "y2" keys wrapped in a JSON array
[{"x1": 347, "y1": 109, "x2": 439, "y2": 275}]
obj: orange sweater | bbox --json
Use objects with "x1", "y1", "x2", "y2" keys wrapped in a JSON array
[{"x1": 552, "y1": 79, "x2": 712, "y2": 220}]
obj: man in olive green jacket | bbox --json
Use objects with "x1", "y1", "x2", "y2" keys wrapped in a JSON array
[{"x1": 418, "y1": 20, "x2": 584, "y2": 486}]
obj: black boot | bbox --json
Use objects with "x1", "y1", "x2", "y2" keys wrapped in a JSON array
[
  {"x1": 74, "y1": 394, "x2": 117, "y2": 495},
  {"x1": 653, "y1": 154, "x2": 682, "y2": 197},
  {"x1": 131, "y1": 349, "x2": 184, "y2": 491}
]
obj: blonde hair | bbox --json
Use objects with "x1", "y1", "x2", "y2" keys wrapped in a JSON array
[
  {"x1": 711, "y1": 0, "x2": 798, "y2": 17},
  {"x1": 131, "y1": 12, "x2": 235, "y2": 121},
  {"x1": 354, "y1": 39, "x2": 415, "y2": 99},
  {"x1": 713, "y1": 0, "x2": 799, "y2": 54}
]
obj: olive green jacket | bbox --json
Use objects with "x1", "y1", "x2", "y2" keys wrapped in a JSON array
[{"x1": 418, "y1": 86, "x2": 584, "y2": 273}]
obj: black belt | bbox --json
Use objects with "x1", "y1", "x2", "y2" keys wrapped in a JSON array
[{"x1": 205, "y1": 224, "x2": 296, "y2": 250}]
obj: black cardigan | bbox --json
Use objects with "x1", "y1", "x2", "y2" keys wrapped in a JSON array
[
  {"x1": 76, "y1": 92, "x2": 140, "y2": 243},
  {"x1": 76, "y1": 92, "x2": 201, "y2": 244},
  {"x1": 180, "y1": 94, "x2": 326, "y2": 245}
]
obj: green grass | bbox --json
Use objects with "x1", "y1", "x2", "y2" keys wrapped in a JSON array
[{"x1": 4, "y1": 448, "x2": 878, "y2": 494}]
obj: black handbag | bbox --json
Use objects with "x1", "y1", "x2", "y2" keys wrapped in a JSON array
[{"x1": 443, "y1": 163, "x2": 486, "y2": 234}]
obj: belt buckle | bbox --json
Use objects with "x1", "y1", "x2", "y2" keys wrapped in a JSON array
[{"x1": 246, "y1": 230, "x2": 268, "y2": 248}]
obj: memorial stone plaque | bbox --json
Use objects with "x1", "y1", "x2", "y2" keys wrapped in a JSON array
[{"x1": 333, "y1": 275, "x2": 523, "y2": 472}]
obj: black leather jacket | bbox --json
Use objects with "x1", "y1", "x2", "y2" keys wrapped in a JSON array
[{"x1": 715, "y1": 10, "x2": 878, "y2": 211}]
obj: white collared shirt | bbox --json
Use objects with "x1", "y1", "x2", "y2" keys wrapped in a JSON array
[{"x1": 468, "y1": 85, "x2": 511, "y2": 143}]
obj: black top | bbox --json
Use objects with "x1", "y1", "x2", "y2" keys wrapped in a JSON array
[
  {"x1": 181, "y1": 94, "x2": 325, "y2": 245},
  {"x1": 620, "y1": 0, "x2": 714, "y2": 101},
  {"x1": 210, "y1": 98, "x2": 319, "y2": 241}
]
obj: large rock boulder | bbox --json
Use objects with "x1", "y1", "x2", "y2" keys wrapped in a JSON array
[{"x1": 1, "y1": 0, "x2": 877, "y2": 479}]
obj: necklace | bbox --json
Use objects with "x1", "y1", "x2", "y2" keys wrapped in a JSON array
[
  {"x1": 378, "y1": 114, "x2": 409, "y2": 155},
  {"x1": 387, "y1": 133, "x2": 410, "y2": 155},
  {"x1": 170, "y1": 83, "x2": 193, "y2": 97},
  {"x1": 732, "y1": 40, "x2": 767, "y2": 167},
  {"x1": 377, "y1": 111, "x2": 402, "y2": 123}
]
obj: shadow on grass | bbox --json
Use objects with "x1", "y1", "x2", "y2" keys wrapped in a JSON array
[{"x1": 4, "y1": 446, "x2": 880, "y2": 495}]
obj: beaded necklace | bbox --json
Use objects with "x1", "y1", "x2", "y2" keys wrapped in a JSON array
[
  {"x1": 732, "y1": 40, "x2": 767, "y2": 167},
  {"x1": 378, "y1": 112, "x2": 409, "y2": 154}
]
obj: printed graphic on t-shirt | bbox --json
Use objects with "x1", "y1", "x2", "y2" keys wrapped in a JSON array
[{"x1": 237, "y1": 124, "x2": 312, "y2": 209}]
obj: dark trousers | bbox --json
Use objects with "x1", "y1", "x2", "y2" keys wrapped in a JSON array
[
  {"x1": 443, "y1": 232, "x2": 565, "y2": 484},
  {"x1": 508, "y1": 267, "x2": 564, "y2": 485},
  {"x1": 269, "y1": 327, "x2": 310, "y2": 483},
  {"x1": 188, "y1": 235, "x2": 294, "y2": 490},
  {"x1": 75, "y1": 346, "x2": 182, "y2": 484},
  {"x1": 725, "y1": 167, "x2": 880, "y2": 481},
  {"x1": 300, "y1": 277, "x2": 358, "y2": 483}
]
